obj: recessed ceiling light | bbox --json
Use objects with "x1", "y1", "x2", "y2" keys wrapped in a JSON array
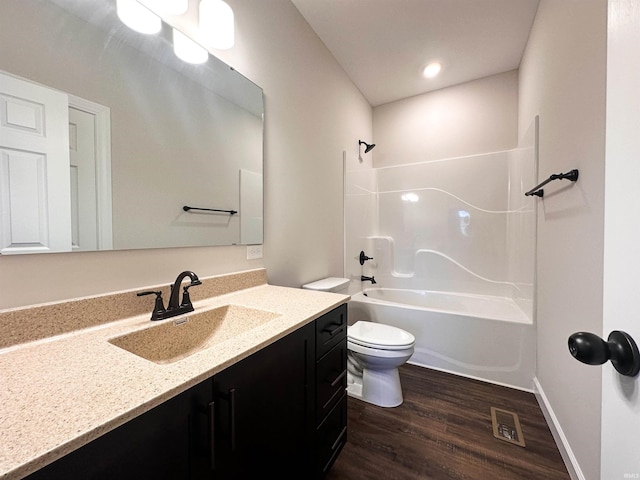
[{"x1": 423, "y1": 62, "x2": 442, "y2": 79}]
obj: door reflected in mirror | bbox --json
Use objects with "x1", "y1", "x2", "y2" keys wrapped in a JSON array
[{"x1": 0, "y1": 0, "x2": 264, "y2": 254}]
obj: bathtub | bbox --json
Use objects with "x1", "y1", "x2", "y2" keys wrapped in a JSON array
[{"x1": 347, "y1": 288, "x2": 535, "y2": 391}]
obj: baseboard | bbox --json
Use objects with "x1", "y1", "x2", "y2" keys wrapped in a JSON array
[
  {"x1": 533, "y1": 377, "x2": 585, "y2": 480},
  {"x1": 407, "y1": 360, "x2": 534, "y2": 393}
]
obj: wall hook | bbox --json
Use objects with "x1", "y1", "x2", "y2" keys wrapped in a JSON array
[{"x1": 568, "y1": 330, "x2": 640, "y2": 377}]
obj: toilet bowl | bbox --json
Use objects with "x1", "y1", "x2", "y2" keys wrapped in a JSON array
[
  {"x1": 346, "y1": 321, "x2": 415, "y2": 407},
  {"x1": 301, "y1": 277, "x2": 415, "y2": 408}
]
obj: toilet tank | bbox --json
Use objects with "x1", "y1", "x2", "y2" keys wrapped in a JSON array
[{"x1": 302, "y1": 277, "x2": 350, "y2": 294}]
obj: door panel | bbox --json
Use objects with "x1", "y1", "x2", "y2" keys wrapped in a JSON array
[
  {"x1": 213, "y1": 323, "x2": 315, "y2": 479},
  {"x1": 0, "y1": 72, "x2": 71, "y2": 253},
  {"x1": 602, "y1": 0, "x2": 640, "y2": 477},
  {"x1": 69, "y1": 106, "x2": 98, "y2": 251}
]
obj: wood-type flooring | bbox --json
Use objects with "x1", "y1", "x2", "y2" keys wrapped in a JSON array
[{"x1": 326, "y1": 364, "x2": 570, "y2": 480}]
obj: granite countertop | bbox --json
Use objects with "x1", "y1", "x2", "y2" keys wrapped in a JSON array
[{"x1": 0, "y1": 281, "x2": 349, "y2": 480}]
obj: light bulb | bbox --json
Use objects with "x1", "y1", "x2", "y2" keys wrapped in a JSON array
[
  {"x1": 199, "y1": 0, "x2": 235, "y2": 50},
  {"x1": 423, "y1": 62, "x2": 442, "y2": 78},
  {"x1": 116, "y1": 0, "x2": 161, "y2": 34},
  {"x1": 151, "y1": 0, "x2": 188, "y2": 15},
  {"x1": 173, "y1": 28, "x2": 209, "y2": 64}
]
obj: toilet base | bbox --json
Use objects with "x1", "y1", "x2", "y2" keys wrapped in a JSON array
[{"x1": 347, "y1": 367, "x2": 404, "y2": 408}]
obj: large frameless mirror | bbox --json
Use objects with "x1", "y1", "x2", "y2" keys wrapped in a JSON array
[{"x1": 0, "y1": 0, "x2": 264, "y2": 254}]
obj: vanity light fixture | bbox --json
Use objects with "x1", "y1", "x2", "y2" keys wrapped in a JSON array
[
  {"x1": 173, "y1": 28, "x2": 209, "y2": 64},
  {"x1": 116, "y1": 0, "x2": 161, "y2": 34},
  {"x1": 423, "y1": 62, "x2": 442, "y2": 79},
  {"x1": 151, "y1": 0, "x2": 189, "y2": 15},
  {"x1": 199, "y1": 0, "x2": 235, "y2": 50}
]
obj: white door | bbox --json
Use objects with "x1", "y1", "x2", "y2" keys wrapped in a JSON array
[
  {"x1": 601, "y1": 0, "x2": 640, "y2": 477},
  {"x1": 0, "y1": 72, "x2": 71, "y2": 254},
  {"x1": 69, "y1": 106, "x2": 98, "y2": 251}
]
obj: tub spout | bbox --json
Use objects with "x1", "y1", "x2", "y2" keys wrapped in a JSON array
[{"x1": 361, "y1": 275, "x2": 376, "y2": 284}]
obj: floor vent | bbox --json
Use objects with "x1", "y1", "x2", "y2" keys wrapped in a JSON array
[{"x1": 490, "y1": 407, "x2": 526, "y2": 447}]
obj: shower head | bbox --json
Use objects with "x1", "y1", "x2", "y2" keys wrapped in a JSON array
[{"x1": 359, "y1": 140, "x2": 376, "y2": 153}]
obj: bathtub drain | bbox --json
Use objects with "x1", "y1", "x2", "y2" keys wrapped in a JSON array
[{"x1": 490, "y1": 407, "x2": 526, "y2": 447}]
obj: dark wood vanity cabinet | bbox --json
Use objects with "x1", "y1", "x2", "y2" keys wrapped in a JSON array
[
  {"x1": 314, "y1": 304, "x2": 348, "y2": 476},
  {"x1": 210, "y1": 320, "x2": 315, "y2": 479},
  {"x1": 25, "y1": 378, "x2": 212, "y2": 480},
  {"x1": 23, "y1": 305, "x2": 347, "y2": 480}
]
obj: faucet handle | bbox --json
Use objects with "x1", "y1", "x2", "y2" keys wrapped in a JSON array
[
  {"x1": 359, "y1": 251, "x2": 374, "y2": 265},
  {"x1": 137, "y1": 290, "x2": 167, "y2": 321},
  {"x1": 180, "y1": 284, "x2": 197, "y2": 309}
]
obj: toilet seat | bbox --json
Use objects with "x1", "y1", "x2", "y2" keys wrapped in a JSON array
[
  {"x1": 348, "y1": 321, "x2": 415, "y2": 351},
  {"x1": 348, "y1": 339, "x2": 414, "y2": 358}
]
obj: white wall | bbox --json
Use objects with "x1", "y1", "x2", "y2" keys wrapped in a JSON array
[
  {"x1": 372, "y1": 70, "x2": 519, "y2": 168},
  {"x1": 0, "y1": 0, "x2": 372, "y2": 309},
  {"x1": 518, "y1": 1, "x2": 607, "y2": 478}
]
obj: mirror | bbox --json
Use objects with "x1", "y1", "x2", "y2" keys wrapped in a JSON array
[{"x1": 0, "y1": 0, "x2": 263, "y2": 254}]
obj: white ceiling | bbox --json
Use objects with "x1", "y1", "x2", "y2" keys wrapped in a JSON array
[{"x1": 291, "y1": 0, "x2": 540, "y2": 107}]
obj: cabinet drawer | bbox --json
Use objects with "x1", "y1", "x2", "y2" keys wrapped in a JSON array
[
  {"x1": 316, "y1": 393, "x2": 348, "y2": 475},
  {"x1": 316, "y1": 304, "x2": 347, "y2": 359},
  {"x1": 316, "y1": 340, "x2": 347, "y2": 420}
]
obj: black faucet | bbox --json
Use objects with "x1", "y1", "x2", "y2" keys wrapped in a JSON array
[
  {"x1": 361, "y1": 275, "x2": 377, "y2": 284},
  {"x1": 168, "y1": 270, "x2": 202, "y2": 311},
  {"x1": 137, "y1": 271, "x2": 202, "y2": 321}
]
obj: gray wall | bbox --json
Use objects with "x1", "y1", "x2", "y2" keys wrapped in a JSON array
[
  {"x1": 519, "y1": 1, "x2": 607, "y2": 478},
  {"x1": 373, "y1": 70, "x2": 519, "y2": 167},
  {"x1": 0, "y1": 0, "x2": 372, "y2": 309},
  {"x1": 1, "y1": 0, "x2": 262, "y2": 250}
]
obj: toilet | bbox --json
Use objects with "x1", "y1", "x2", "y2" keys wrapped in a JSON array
[
  {"x1": 347, "y1": 321, "x2": 415, "y2": 407},
  {"x1": 301, "y1": 277, "x2": 415, "y2": 408}
]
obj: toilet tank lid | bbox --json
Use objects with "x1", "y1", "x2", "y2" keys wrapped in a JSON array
[{"x1": 302, "y1": 277, "x2": 350, "y2": 292}]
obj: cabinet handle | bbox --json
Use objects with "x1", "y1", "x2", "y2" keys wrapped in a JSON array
[
  {"x1": 322, "y1": 426, "x2": 347, "y2": 474},
  {"x1": 228, "y1": 388, "x2": 237, "y2": 452},
  {"x1": 330, "y1": 370, "x2": 347, "y2": 388},
  {"x1": 323, "y1": 387, "x2": 345, "y2": 411},
  {"x1": 208, "y1": 400, "x2": 216, "y2": 471},
  {"x1": 331, "y1": 426, "x2": 347, "y2": 452},
  {"x1": 324, "y1": 324, "x2": 344, "y2": 337}
]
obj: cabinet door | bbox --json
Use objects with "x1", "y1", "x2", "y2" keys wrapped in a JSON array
[
  {"x1": 25, "y1": 378, "x2": 213, "y2": 480},
  {"x1": 212, "y1": 322, "x2": 315, "y2": 479}
]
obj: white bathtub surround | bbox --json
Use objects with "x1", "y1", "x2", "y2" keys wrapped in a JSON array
[
  {"x1": 345, "y1": 143, "x2": 536, "y2": 309},
  {"x1": 349, "y1": 289, "x2": 535, "y2": 391},
  {"x1": 358, "y1": 288, "x2": 530, "y2": 324},
  {"x1": 344, "y1": 120, "x2": 538, "y2": 390}
]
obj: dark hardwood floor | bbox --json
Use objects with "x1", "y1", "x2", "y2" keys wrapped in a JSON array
[{"x1": 326, "y1": 364, "x2": 570, "y2": 480}]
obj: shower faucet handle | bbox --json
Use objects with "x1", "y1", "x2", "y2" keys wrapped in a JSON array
[{"x1": 359, "y1": 251, "x2": 374, "y2": 265}]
